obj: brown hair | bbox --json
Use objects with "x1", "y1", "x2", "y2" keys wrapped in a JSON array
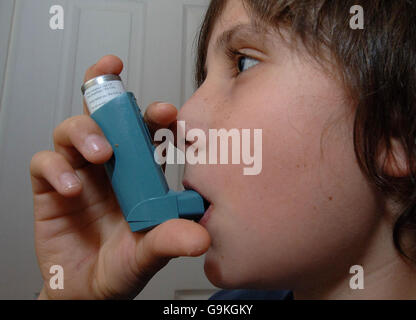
[{"x1": 195, "y1": 0, "x2": 416, "y2": 261}]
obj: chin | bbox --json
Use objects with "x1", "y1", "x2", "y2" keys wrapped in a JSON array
[
  {"x1": 203, "y1": 248, "x2": 233, "y2": 289},
  {"x1": 203, "y1": 244, "x2": 298, "y2": 291},
  {"x1": 203, "y1": 248, "x2": 253, "y2": 290}
]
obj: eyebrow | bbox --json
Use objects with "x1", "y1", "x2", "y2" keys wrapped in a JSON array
[
  {"x1": 205, "y1": 23, "x2": 268, "y2": 73},
  {"x1": 214, "y1": 23, "x2": 265, "y2": 52}
]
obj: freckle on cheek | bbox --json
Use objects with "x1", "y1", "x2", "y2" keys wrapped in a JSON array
[{"x1": 328, "y1": 196, "x2": 333, "y2": 201}]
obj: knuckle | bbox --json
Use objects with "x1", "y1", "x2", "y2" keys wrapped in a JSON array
[
  {"x1": 30, "y1": 151, "x2": 43, "y2": 170},
  {"x1": 144, "y1": 102, "x2": 157, "y2": 116},
  {"x1": 31, "y1": 150, "x2": 49, "y2": 163},
  {"x1": 66, "y1": 115, "x2": 87, "y2": 131},
  {"x1": 42, "y1": 152, "x2": 63, "y2": 168},
  {"x1": 30, "y1": 151, "x2": 55, "y2": 172},
  {"x1": 53, "y1": 115, "x2": 83, "y2": 140},
  {"x1": 52, "y1": 123, "x2": 63, "y2": 142},
  {"x1": 63, "y1": 115, "x2": 92, "y2": 140}
]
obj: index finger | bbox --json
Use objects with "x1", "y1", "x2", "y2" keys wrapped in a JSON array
[
  {"x1": 82, "y1": 55, "x2": 124, "y2": 115},
  {"x1": 143, "y1": 102, "x2": 178, "y2": 138}
]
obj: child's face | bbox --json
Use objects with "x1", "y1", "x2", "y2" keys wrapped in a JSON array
[{"x1": 179, "y1": 0, "x2": 381, "y2": 290}]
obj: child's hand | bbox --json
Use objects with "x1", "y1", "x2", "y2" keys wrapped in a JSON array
[{"x1": 30, "y1": 55, "x2": 210, "y2": 300}]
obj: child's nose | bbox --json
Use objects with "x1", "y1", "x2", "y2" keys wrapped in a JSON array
[{"x1": 177, "y1": 89, "x2": 213, "y2": 131}]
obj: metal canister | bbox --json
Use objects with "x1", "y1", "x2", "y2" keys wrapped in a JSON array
[{"x1": 81, "y1": 74, "x2": 125, "y2": 114}]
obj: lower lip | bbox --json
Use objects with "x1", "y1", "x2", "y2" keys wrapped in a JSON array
[{"x1": 198, "y1": 205, "x2": 213, "y2": 226}]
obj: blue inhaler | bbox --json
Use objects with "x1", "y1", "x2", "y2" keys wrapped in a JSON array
[{"x1": 81, "y1": 74, "x2": 208, "y2": 232}]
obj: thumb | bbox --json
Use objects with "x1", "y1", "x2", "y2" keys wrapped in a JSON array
[{"x1": 133, "y1": 219, "x2": 211, "y2": 282}]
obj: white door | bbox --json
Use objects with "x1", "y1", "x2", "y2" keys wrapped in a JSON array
[{"x1": 0, "y1": 0, "x2": 220, "y2": 299}]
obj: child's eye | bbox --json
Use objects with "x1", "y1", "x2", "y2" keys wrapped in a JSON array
[
  {"x1": 225, "y1": 46, "x2": 260, "y2": 77},
  {"x1": 237, "y1": 56, "x2": 260, "y2": 74}
]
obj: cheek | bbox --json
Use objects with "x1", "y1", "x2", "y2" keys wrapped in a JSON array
[{"x1": 203, "y1": 82, "x2": 380, "y2": 289}]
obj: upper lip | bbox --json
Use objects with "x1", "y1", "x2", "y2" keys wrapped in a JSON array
[{"x1": 182, "y1": 179, "x2": 211, "y2": 204}]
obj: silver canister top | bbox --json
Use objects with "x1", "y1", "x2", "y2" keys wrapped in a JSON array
[{"x1": 81, "y1": 74, "x2": 125, "y2": 114}]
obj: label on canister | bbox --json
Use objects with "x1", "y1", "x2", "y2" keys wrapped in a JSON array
[{"x1": 82, "y1": 75, "x2": 126, "y2": 114}]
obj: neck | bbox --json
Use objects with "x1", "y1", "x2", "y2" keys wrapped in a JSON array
[{"x1": 293, "y1": 210, "x2": 416, "y2": 300}]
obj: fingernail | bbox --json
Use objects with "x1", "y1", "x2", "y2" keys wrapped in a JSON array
[
  {"x1": 59, "y1": 172, "x2": 81, "y2": 191},
  {"x1": 85, "y1": 134, "x2": 110, "y2": 154}
]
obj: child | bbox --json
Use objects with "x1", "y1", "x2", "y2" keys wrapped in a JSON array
[{"x1": 30, "y1": 0, "x2": 416, "y2": 299}]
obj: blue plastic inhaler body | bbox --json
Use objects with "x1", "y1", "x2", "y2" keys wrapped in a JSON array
[{"x1": 87, "y1": 90, "x2": 206, "y2": 232}]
